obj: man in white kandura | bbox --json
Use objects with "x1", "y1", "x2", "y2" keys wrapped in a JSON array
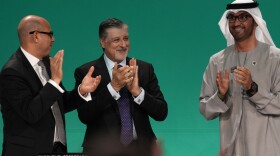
[{"x1": 199, "y1": 0, "x2": 280, "y2": 155}]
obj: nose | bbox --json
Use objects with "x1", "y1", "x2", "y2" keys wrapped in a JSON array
[
  {"x1": 233, "y1": 18, "x2": 241, "y2": 26},
  {"x1": 120, "y1": 39, "x2": 126, "y2": 47},
  {"x1": 51, "y1": 36, "x2": 55, "y2": 42}
]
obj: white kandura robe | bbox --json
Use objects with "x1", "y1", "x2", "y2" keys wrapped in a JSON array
[{"x1": 200, "y1": 41, "x2": 280, "y2": 156}]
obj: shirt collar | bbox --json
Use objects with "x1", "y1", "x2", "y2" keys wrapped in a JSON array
[
  {"x1": 20, "y1": 47, "x2": 40, "y2": 67},
  {"x1": 103, "y1": 54, "x2": 126, "y2": 70}
]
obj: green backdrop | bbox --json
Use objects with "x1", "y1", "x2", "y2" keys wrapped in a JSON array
[{"x1": 0, "y1": 0, "x2": 279, "y2": 155}]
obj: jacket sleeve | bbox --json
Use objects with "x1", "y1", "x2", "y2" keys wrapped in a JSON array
[
  {"x1": 137, "y1": 64, "x2": 168, "y2": 121},
  {"x1": 74, "y1": 67, "x2": 116, "y2": 124},
  {"x1": 0, "y1": 68, "x2": 63, "y2": 124}
]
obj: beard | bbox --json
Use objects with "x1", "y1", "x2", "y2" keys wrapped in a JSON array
[
  {"x1": 230, "y1": 25, "x2": 255, "y2": 42},
  {"x1": 114, "y1": 48, "x2": 128, "y2": 62}
]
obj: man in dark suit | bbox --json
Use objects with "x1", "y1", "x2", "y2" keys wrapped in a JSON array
[
  {"x1": 0, "y1": 15, "x2": 101, "y2": 156},
  {"x1": 74, "y1": 18, "x2": 168, "y2": 156}
]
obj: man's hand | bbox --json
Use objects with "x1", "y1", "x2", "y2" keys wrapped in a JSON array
[
  {"x1": 127, "y1": 58, "x2": 141, "y2": 97},
  {"x1": 50, "y1": 50, "x2": 64, "y2": 84},
  {"x1": 216, "y1": 69, "x2": 230, "y2": 96},
  {"x1": 79, "y1": 66, "x2": 101, "y2": 96},
  {"x1": 111, "y1": 63, "x2": 134, "y2": 92},
  {"x1": 234, "y1": 66, "x2": 252, "y2": 90}
]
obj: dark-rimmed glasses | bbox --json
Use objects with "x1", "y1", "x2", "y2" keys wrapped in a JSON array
[
  {"x1": 29, "y1": 31, "x2": 54, "y2": 38},
  {"x1": 226, "y1": 14, "x2": 252, "y2": 23}
]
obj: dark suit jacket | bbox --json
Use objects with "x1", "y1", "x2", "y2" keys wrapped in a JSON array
[
  {"x1": 74, "y1": 55, "x2": 168, "y2": 149},
  {"x1": 0, "y1": 48, "x2": 85, "y2": 156}
]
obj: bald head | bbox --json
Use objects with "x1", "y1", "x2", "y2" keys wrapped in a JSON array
[
  {"x1": 17, "y1": 15, "x2": 49, "y2": 45},
  {"x1": 17, "y1": 15, "x2": 54, "y2": 59}
]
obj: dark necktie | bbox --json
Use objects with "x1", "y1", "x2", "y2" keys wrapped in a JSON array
[
  {"x1": 117, "y1": 64, "x2": 133, "y2": 145},
  {"x1": 38, "y1": 60, "x2": 66, "y2": 145}
]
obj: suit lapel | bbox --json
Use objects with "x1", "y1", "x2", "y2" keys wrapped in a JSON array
[
  {"x1": 42, "y1": 56, "x2": 51, "y2": 79},
  {"x1": 95, "y1": 55, "x2": 111, "y2": 86},
  {"x1": 89, "y1": 56, "x2": 122, "y2": 132},
  {"x1": 98, "y1": 56, "x2": 121, "y2": 114},
  {"x1": 16, "y1": 49, "x2": 43, "y2": 88}
]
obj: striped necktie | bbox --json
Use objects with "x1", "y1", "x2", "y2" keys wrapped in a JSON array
[{"x1": 38, "y1": 60, "x2": 66, "y2": 145}]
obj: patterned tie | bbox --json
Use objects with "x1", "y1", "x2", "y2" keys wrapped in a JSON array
[
  {"x1": 37, "y1": 60, "x2": 66, "y2": 145},
  {"x1": 117, "y1": 64, "x2": 133, "y2": 145}
]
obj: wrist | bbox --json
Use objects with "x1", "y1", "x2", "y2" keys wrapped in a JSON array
[
  {"x1": 244, "y1": 80, "x2": 253, "y2": 90},
  {"x1": 79, "y1": 87, "x2": 86, "y2": 96},
  {"x1": 110, "y1": 82, "x2": 121, "y2": 92},
  {"x1": 51, "y1": 78, "x2": 61, "y2": 85},
  {"x1": 132, "y1": 87, "x2": 142, "y2": 97},
  {"x1": 217, "y1": 91, "x2": 226, "y2": 101}
]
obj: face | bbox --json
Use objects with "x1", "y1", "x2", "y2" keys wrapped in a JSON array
[
  {"x1": 100, "y1": 26, "x2": 130, "y2": 63},
  {"x1": 227, "y1": 11, "x2": 257, "y2": 42},
  {"x1": 36, "y1": 20, "x2": 55, "y2": 58}
]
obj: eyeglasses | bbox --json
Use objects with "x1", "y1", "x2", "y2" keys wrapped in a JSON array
[
  {"x1": 226, "y1": 14, "x2": 252, "y2": 23},
  {"x1": 29, "y1": 31, "x2": 54, "y2": 38}
]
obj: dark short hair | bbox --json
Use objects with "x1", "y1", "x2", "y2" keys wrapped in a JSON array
[{"x1": 99, "y1": 18, "x2": 127, "y2": 39}]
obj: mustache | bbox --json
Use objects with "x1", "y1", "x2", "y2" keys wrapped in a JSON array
[
  {"x1": 116, "y1": 47, "x2": 127, "y2": 51},
  {"x1": 232, "y1": 26, "x2": 244, "y2": 29}
]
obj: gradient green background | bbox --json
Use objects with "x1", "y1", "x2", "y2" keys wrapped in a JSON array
[{"x1": 0, "y1": 0, "x2": 279, "y2": 155}]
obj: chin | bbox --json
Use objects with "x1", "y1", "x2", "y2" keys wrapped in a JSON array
[{"x1": 115, "y1": 53, "x2": 127, "y2": 61}]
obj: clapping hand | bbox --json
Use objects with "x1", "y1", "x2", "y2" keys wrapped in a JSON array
[
  {"x1": 216, "y1": 69, "x2": 230, "y2": 96},
  {"x1": 79, "y1": 66, "x2": 101, "y2": 96},
  {"x1": 50, "y1": 50, "x2": 64, "y2": 84},
  {"x1": 127, "y1": 58, "x2": 141, "y2": 97},
  {"x1": 111, "y1": 63, "x2": 134, "y2": 92}
]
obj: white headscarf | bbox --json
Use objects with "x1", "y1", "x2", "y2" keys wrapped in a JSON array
[{"x1": 218, "y1": 0, "x2": 275, "y2": 47}]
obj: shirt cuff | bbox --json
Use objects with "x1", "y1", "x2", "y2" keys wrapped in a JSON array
[
  {"x1": 77, "y1": 84, "x2": 92, "y2": 102},
  {"x1": 133, "y1": 87, "x2": 145, "y2": 105},
  {"x1": 48, "y1": 79, "x2": 64, "y2": 93},
  {"x1": 107, "y1": 83, "x2": 121, "y2": 100}
]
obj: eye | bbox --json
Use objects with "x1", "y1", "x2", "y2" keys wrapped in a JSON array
[
  {"x1": 123, "y1": 37, "x2": 129, "y2": 41},
  {"x1": 227, "y1": 15, "x2": 235, "y2": 20},
  {"x1": 240, "y1": 15, "x2": 248, "y2": 20},
  {"x1": 112, "y1": 38, "x2": 120, "y2": 43}
]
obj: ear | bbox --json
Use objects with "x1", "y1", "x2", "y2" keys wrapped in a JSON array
[
  {"x1": 100, "y1": 38, "x2": 105, "y2": 49},
  {"x1": 32, "y1": 32, "x2": 39, "y2": 43}
]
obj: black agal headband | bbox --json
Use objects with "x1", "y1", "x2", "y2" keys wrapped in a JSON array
[{"x1": 226, "y1": 1, "x2": 259, "y2": 10}]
